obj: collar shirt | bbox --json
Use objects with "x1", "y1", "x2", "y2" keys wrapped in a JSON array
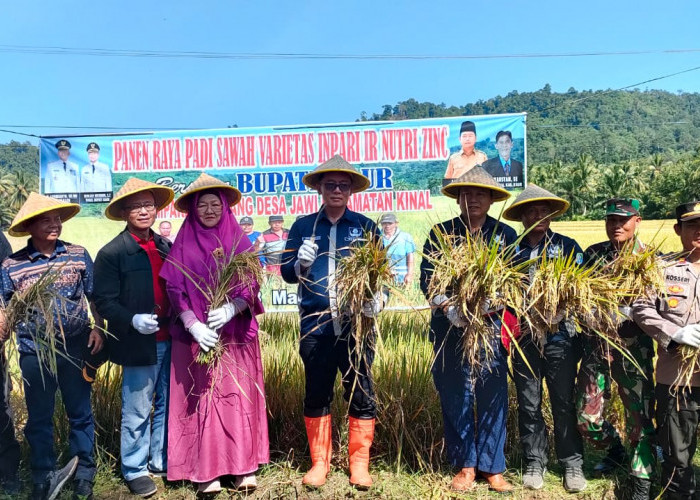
[
  {"x1": 281, "y1": 209, "x2": 378, "y2": 337},
  {"x1": 80, "y1": 162, "x2": 112, "y2": 192},
  {"x1": 515, "y1": 229, "x2": 583, "y2": 266},
  {"x1": 420, "y1": 214, "x2": 518, "y2": 303},
  {"x1": 382, "y1": 229, "x2": 416, "y2": 283},
  {"x1": 633, "y1": 258, "x2": 700, "y2": 386},
  {"x1": 45, "y1": 160, "x2": 80, "y2": 193},
  {"x1": 1, "y1": 239, "x2": 94, "y2": 353},
  {"x1": 260, "y1": 229, "x2": 290, "y2": 266},
  {"x1": 129, "y1": 231, "x2": 170, "y2": 341},
  {"x1": 444, "y1": 149, "x2": 488, "y2": 179}
]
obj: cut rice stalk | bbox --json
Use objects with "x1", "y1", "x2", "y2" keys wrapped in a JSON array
[{"x1": 424, "y1": 228, "x2": 529, "y2": 371}]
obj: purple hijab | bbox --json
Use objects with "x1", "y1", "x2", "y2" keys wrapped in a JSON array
[{"x1": 160, "y1": 190, "x2": 264, "y2": 341}]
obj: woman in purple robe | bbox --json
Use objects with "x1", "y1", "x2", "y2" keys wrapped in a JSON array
[{"x1": 159, "y1": 173, "x2": 268, "y2": 494}]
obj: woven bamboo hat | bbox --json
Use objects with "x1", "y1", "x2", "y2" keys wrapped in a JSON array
[
  {"x1": 105, "y1": 177, "x2": 175, "y2": 221},
  {"x1": 9, "y1": 192, "x2": 81, "y2": 237},
  {"x1": 302, "y1": 155, "x2": 370, "y2": 193},
  {"x1": 441, "y1": 166, "x2": 511, "y2": 202},
  {"x1": 503, "y1": 183, "x2": 570, "y2": 221},
  {"x1": 174, "y1": 173, "x2": 242, "y2": 213}
]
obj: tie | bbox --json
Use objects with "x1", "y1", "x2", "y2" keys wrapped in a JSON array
[
  {"x1": 504, "y1": 161, "x2": 510, "y2": 177},
  {"x1": 92, "y1": 163, "x2": 95, "y2": 173},
  {"x1": 63, "y1": 161, "x2": 67, "y2": 171}
]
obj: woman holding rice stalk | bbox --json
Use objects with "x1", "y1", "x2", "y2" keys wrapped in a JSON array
[
  {"x1": 632, "y1": 200, "x2": 700, "y2": 498},
  {"x1": 159, "y1": 173, "x2": 268, "y2": 494},
  {"x1": 419, "y1": 166, "x2": 517, "y2": 493},
  {"x1": 504, "y1": 184, "x2": 587, "y2": 493},
  {"x1": 281, "y1": 155, "x2": 383, "y2": 490}
]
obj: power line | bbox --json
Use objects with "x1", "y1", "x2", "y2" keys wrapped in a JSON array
[{"x1": 1, "y1": 44, "x2": 700, "y2": 61}]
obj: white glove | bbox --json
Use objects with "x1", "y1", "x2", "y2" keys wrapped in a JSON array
[
  {"x1": 445, "y1": 306, "x2": 468, "y2": 328},
  {"x1": 432, "y1": 294, "x2": 449, "y2": 307},
  {"x1": 188, "y1": 321, "x2": 219, "y2": 352},
  {"x1": 361, "y1": 294, "x2": 385, "y2": 318},
  {"x1": 131, "y1": 314, "x2": 159, "y2": 335},
  {"x1": 207, "y1": 303, "x2": 239, "y2": 330},
  {"x1": 671, "y1": 324, "x2": 700, "y2": 348},
  {"x1": 298, "y1": 240, "x2": 318, "y2": 268}
]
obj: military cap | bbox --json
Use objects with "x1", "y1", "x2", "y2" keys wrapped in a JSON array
[
  {"x1": 605, "y1": 198, "x2": 640, "y2": 217},
  {"x1": 86, "y1": 142, "x2": 100, "y2": 153}
]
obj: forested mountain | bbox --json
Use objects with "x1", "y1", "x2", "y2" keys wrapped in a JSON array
[
  {"x1": 361, "y1": 85, "x2": 700, "y2": 165},
  {"x1": 0, "y1": 86, "x2": 698, "y2": 222}
]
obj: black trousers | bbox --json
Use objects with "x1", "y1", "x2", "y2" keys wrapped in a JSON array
[
  {"x1": 0, "y1": 351, "x2": 20, "y2": 483},
  {"x1": 299, "y1": 333, "x2": 376, "y2": 419},
  {"x1": 656, "y1": 383, "x2": 700, "y2": 499},
  {"x1": 512, "y1": 329, "x2": 584, "y2": 468}
]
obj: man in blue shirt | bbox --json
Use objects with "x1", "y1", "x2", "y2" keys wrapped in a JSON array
[
  {"x1": 240, "y1": 216, "x2": 265, "y2": 266},
  {"x1": 0, "y1": 193, "x2": 105, "y2": 500},
  {"x1": 379, "y1": 213, "x2": 416, "y2": 286},
  {"x1": 420, "y1": 167, "x2": 516, "y2": 493},
  {"x1": 504, "y1": 183, "x2": 587, "y2": 493},
  {"x1": 281, "y1": 155, "x2": 383, "y2": 490}
]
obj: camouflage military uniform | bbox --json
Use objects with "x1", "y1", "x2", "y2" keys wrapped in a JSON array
[{"x1": 576, "y1": 240, "x2": 656, "y2": 480}]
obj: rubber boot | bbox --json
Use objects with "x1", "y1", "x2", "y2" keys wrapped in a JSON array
[
  {"x1": 302, "y1": 415, "x2": 332, "y2": 487},
  {"x1": 348, "y1": 417, "x2": 374, "y2": 489}
]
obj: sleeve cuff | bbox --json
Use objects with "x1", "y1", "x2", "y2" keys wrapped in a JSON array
[{"x1": 179, "y1": 310, "x2": 198, "y2": 330}]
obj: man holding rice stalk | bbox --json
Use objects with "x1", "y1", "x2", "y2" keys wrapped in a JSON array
[
  {"x1": 576, "y1": 198, "x2": 656, "y2": 500},
  {"x1": 93, "y1": 178, "x2": 174, "y2": 498},
  {"x1": 1, "y1": 193, "x2": 105, "y2": 500},
  {"x1": 633, "y1": 200, "x2": 700, "y2": 499},
  {"x1": 419, "y1": 166, "x2": 517, "y2": 493},
  {"x1": 503, "y1": 184, "x2": 588, "y2": 493},
  {"x1": 281, "y1": 155, "x2": 384, "y2": 489}
]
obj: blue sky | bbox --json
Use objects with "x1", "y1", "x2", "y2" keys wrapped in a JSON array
[{"x1": 1, "y1": 0, "x2": 699, "y2": 144}]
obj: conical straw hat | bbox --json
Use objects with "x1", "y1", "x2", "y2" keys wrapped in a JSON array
[
  {"x1": 105, "y1": 177, "x2": 175, "y2": 221},
  {"x1": 302, "y1": 155, "x2": 370, "y2": 193},
  {"x1": 503, "y1": 183, "x2": 570, "y2": 221},
  {"x1": 441, "y1": 166, "x2": 511, "y2": 202},
  {"x1": 174, "y1": 173, "x2": 242, "y2": 213},
  {"x1": 9, "y1": 192, "x2": 81, "y2": 237}
]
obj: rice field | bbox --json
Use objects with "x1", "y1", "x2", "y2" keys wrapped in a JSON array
[{"x1": 0, "y1": 202, "x2": 687, "y2": 498}]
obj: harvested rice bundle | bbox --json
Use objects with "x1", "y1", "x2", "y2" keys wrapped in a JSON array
[
  {"x1": 425, "y1": 228, "x2": 528, "y2": 369},
  {"x1": 335, "y1": 229, "x2": 394, "y2": 350},
  {"x1": 600, "y1": 242, "x2": 666, "y2": 305},
  {"x1": 3, "y1": 264, "x2": 74, "y2": 381},
  {"x1": 196, "y1": 245, "x2": 264, "y2": 365},
  {"x1": 526, "y1": 251, "x2": 628, "y2": 350},
  {"x1": 165, "y1": 240, "x2": 263, "y2": 366}
]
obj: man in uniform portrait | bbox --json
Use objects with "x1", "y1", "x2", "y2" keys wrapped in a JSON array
[{"x1": 45, "y1": 140, "x2": 80, "y2": 194}]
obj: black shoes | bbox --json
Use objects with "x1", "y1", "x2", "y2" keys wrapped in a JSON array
[
  {"x1": 72, "y1": 479, "x2": 94, "y2": 500},
  {"x1": 126, "y1": 475, "x2": 158, "y2": 497}
]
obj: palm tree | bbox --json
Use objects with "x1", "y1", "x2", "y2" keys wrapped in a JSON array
[{"x1": 6, "y1": 170, "x2": 36, "y2": 211}]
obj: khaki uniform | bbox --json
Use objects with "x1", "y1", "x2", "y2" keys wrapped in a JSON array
[
  {"x1": 444, "y1": 149, "x2": 488, "y2": 179},
  {"x1": 632, "y1": 258, "x2": 700, "y2": 387}
]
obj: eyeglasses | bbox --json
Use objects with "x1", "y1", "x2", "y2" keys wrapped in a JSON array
[
  {"x1": 322, "y1": 182, "x2": 352, "y2": 193},
  {"x1": 196, "y1": 202, "x2": 224, "y2": 213},
  {"x1": 124, "y1": 201, "x2": 156, "y2": 213}
]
